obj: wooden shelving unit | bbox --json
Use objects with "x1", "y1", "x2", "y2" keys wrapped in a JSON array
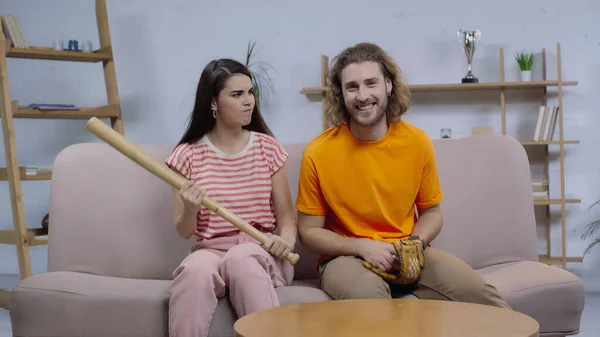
[
  {"x1": 0, "y1": 0, "x2": 124, "y2": 309},
  {"x1": 300, "y1": 80, "x2": 578, "y2": 95},
  {"x1": 4, "y1": 41, "x2": 112, "y2": 63},
  {"x1": 300, "y1": 43, "x2": 579, "y2": 270}
]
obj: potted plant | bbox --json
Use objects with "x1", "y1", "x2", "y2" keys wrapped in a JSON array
[
  {"x1": 581, "y1": 197, "x2": 600, "y2": 260},
  {"x1": 244, "y1": 40, "x2": 275, "y2": 109},
  {"x1": 515, "y1": 52, "x2": 534, "y2": 82}
]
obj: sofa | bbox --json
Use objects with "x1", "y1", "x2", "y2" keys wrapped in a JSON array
[{"x1": 9, "y1": 134, "x2": 584, "y2": 337}]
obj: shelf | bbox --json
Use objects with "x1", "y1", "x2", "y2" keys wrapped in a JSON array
[
  {"x1": 520, "y1": 140, "x2": 580, "y2": 145},
  {"x1": 538, "y1": 255, "x2": 582, "y2": 265},
  {"x1": 0, "y1": 289, "x2": 8, "y2": 309},
  {"x1": 0, "y1": 0, "x2": 123, "y2": 288},
  {"x1": 300, "y1": 80, "x2": 578, "y2": 95},
  {"x1": 4, "y1": 40, "x2": 112, "y2": 63},
  {"x1": 410, "y1": 80, "x2": 578, "y2": 92},
  {"x1": 0, "y1": 167, "x2": 51, "y2": 181},
  {"x1": 9, "y1": 101, "x2": 120, "y2": 119},
  {"x1": 0, "y1": 228, "x2": 46, "y2": 245},
  {"x1": 32, "y1": 235, "x2": 48, "y2": 246},
  {"x1": 534, "y1": 199, "x2": 581, "y2": 205}
]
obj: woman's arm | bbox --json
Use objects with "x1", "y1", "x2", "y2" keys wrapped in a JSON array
[
  {"x1": 265, "y1": 163, "x2": 298, "y2": 258},
  {"x1": 171, "y1": 168, "x2": 204, "y2": 239}
]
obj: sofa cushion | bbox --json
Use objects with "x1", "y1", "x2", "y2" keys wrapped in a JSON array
[
  {"x1": 477, "y1": 261, "x2": 585, "y2": 335},
  {"x1": 9, "y1": 271, "x2": 333, "y2": 337},
  {"x1": 10, "y1": 271, "x2": 170, "y2": 337}
]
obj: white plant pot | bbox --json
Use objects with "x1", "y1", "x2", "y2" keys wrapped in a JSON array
[{"x1": 520, "y1": 70, "x2": 532, "y2": 82}]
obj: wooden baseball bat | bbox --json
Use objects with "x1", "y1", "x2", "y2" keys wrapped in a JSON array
[{"x1": 85, "y1": 117, "x2": 299, "y2": 265}]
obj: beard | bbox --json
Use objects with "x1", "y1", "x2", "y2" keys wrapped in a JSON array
[{"x1": 346, "y1": 96, "x2": 388, "y2": 127}]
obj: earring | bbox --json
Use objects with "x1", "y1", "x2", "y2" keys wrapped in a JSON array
[{"x1": 212, "y1": 109, "x2": 217, "y2": 118}]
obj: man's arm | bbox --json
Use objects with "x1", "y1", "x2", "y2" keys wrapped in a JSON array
[
  {"x1": 298, "y1": 211, "x2": 397, "y2": 271},
  {"x1": 297, "y1": 211, "x2": 360, "y2": 256},
  {"x1": 411, "y1": 203, "x2": 443, "y2": 246}
]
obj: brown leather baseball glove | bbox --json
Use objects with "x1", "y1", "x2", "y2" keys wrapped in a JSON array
[{"x1": 363, "y1": 237, "x2": 425, "y2": 285}]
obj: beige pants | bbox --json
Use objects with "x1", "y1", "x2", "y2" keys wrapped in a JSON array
[{"x1": 319, "y1": 247, "x2": 511, "y2": 309}]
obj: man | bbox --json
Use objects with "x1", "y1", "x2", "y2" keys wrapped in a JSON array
[{"x1": 295, "y1": 42, "x2": 510, "y2": 308}]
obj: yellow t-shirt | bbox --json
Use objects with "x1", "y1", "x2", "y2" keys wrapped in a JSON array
[{"x1": 296, "y1": 120, "x2": 443, "y2": 243}]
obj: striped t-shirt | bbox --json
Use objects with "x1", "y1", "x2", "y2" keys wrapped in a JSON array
[{"x1": 165, "y1": 131, "x2": 288, "y2": 240}]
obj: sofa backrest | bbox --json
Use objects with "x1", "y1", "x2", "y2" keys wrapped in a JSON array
[
  {"x1": 284, "y1": 135, "x2": 538, "y2": 273},
  {"x1": 48, "y1": 143, "x2": 194, "y2": 280},
  {"x1": 430, "y1": 135, "x2": 538, "y2": 269},
  {"x1": 47, "y1": 134, "x2": 537, "y2": 280},
  {"x1": 47, "y1": 142, "x2": 322, "y2": 280}
]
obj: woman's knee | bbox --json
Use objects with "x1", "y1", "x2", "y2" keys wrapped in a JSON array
[
  {"x1": 172, "y1": 259, "x2": 222, "y2": 291},
  {"x1": 219, "y1": 243, "x2": 271, "y2": 277},
  {"x1": 222, "y1": 243, "x2": 268, "y2": 266}
]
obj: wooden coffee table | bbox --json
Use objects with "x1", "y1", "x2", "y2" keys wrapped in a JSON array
[{"x1": 234, "y1": 299, "x2": 539, "y2": 337}]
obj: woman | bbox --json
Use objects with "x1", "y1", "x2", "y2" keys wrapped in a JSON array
[{"x1": 165, "y1": 58, "x2": 297, "y2": 337}]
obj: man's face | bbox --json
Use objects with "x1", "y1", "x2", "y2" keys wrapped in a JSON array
[{"x1": 340, "y1": 61, "x2": 392, "y2": 127}]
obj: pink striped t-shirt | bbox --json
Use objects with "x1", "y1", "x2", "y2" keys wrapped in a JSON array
[{"x1": 165, "y1": 131, "x2": 288, "y2": 240}]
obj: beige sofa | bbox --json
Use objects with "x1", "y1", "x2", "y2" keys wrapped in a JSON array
[{"x1": 9, "y1": 134, "x2": 584, "y2": 337}]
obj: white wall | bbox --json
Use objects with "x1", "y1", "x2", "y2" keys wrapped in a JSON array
[{"x1": 0, "y1": 0, "x2": 599, "y2": 277}]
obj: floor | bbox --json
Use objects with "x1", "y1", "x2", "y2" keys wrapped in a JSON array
[{"x1": 0, "y1": 273, "x2": 599, "y2": 337}]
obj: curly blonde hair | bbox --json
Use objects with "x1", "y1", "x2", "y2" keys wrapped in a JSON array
[{"x1": 324, "y1": 42, "x2": 411, "y2": 127}]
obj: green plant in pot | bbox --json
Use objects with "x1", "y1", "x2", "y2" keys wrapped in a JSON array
[
  {"x1": 515, "y1": 51, "x2": 534, "y2": 82},
  {"x1": 244, "y1": 40, "x2": 275, "y2": 110},
  {"x1": 581, "y1": 197, "x2": 600, "y2": 260}
]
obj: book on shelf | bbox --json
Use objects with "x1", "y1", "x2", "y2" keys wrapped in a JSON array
[
  {"x1": 533, "y1": 191, "x2": 549, "y2": 201},
  {"x1": 25, "y1": 166, "x2": 52, "y2": 176},
  {"x1": 1, "y1": 15, "x2": 28, "y2": 48},
  {"x1": 28, "y1": 103, "x2": 79, "y2": 111},
  {"x1": 533, "y1": 105, "x2": 559, "y2": 141},
  {"x1": 532, "y1": 178, "x2": 548, "y2": 200}
]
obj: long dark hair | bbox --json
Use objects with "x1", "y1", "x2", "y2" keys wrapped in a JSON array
[{"x1": 177, "y1": 58, "x2": 274, "y2": 146}]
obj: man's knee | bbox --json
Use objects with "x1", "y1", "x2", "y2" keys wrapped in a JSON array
[
  {"x1": 320, "y1": 256, "x2": 391, "y2": 300},
  {"x1": 416, "y1": 248, "x2": 510, "y2": 309},
  {"x1": 449, "y1": 273, "x2": 511, "y2": 309}
]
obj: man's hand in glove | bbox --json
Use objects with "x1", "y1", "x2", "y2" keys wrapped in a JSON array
[
  {"x1": 362, "y1": 236, "x2": 425, "y2": 285},
  {"x1": 354, "y1": 239, "x2": 398, "y2": 273}
]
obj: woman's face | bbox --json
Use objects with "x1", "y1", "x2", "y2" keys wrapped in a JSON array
[{"x1": 212, "y1": 73, "x2": 255, "y2": 127}]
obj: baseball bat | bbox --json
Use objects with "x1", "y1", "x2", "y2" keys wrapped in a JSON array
[{"x1": 85, "y1": 117, "x2": 300, "y2": 265}]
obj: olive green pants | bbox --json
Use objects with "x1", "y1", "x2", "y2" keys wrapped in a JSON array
[{"x1": 318, "y1": 247, "x2": 511, "y2": 309}]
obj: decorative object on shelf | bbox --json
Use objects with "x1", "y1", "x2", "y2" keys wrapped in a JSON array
[
  {"x1": 82, "y1": 40, "x2": 92, "y2": 53},
  {"x1": 457, "y1": 28, "x2": 481, "y2": 83},
  {"x1": 515, "y1": 51, "x2": 535, "y2": 82},
  {"x1": 441, "y1": 128, "x2": 452, "y2": 138},
  {"x1": 581, "y1": 198, "x2": 600, "y2": 260},
  {"x1": 41, "y1": 213, "x2": 49, "y2": 236},
  {"x1": 53, "y1": 39, "x2": 63, "y2": 51},
  {"x1": 472, "y1": 126, "x2": 493, "y2": 135},
  {"x1": 67, "y1": 39, "x2": 78, "y2": 51},
  {"x1": 244, "y1": 40, "x2": 276, "y2": 109}
]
